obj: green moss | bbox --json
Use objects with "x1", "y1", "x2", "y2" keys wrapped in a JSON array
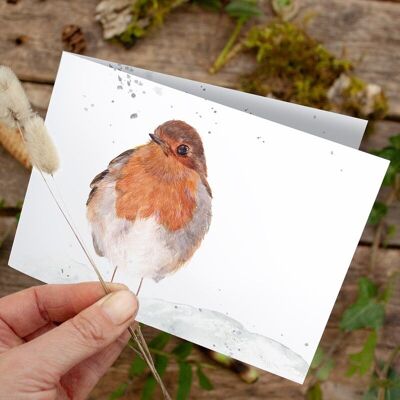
[
  {"x1": 372, "y1": 92, "x2": 389, "y2": 120},
  {"x1": 340, "y1": 76, "x2": 388, "y2": 119},
  {"x1": 239, "y1": 21, "x2": 353, "y2": 109},
  {"x1": 236, "y1": 21, "x2": 389, "y2": 118},
  {"x1": 117, "y1": 0, "x2": 189, "y2": 47}
]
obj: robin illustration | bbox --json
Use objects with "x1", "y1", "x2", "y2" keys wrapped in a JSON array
[{"x1": 86, "y1": 120, "x2": 212, "y2": 291}]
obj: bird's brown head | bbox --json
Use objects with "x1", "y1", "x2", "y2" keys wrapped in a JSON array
[{"x1": 149, "y1": 120, "x2": 208, "y2": 177}]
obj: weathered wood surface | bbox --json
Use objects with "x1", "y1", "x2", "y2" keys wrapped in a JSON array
[
  {"x1": 1, "y1": 0, "x2": 400, "y2": 398},
  {"x1": 1, "y1": 0, "x2": 400, "y2": 117},
  {"x1": 0, "y1": 230, "x2": 398, "y2": 399}
]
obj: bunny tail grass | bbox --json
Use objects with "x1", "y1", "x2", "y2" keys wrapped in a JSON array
[
  {"x1": 0, "y1": 66, "x2": 32, "y2": 128},
  {"x1": 0, "y1": 65, "x2": 59, "y2": 174},
  {"x1": 22, "y1": 116, "x2": 59, "y2": 174}
]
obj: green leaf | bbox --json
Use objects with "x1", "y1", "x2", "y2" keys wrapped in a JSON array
[
  {"x1": 108, "y1": 383, "x2": 128, "y2": 400},
  {"x1": 372, "y1": 145, "x2": 400, "y2": 186},
  {"x1": 383, "y1": 225, "x2": 397, "y2": 248},
  {"x1": 340, "y1": 297, "x2": 384, "y2": 331},
  {"x1": 129, "y1": 355, "x2": 147, "y2": 377},
  {"x1": 172, "y1": 341, "x2": 193, "y2": 360},
  {"x1": 389, "y1": 134, "x2": 400, "y2": 150},
  {"x1": 340, "y1": 277, "x2": 385, "y2": 332},
  {"x1": 359, "y1": 277, "x2": 378, "y2": 300},
  {"x1": 149, "y1": 331, "x2": 171, "y2": 350},
  {"x1": 275, "y1": 0, "x2": 292, "y2": 6},
  {"x1": 346, "y1": 331, "x2": 377, "y2": 376},
  {"x1": 310, "y1": 347, "x2": 325, "y2": 369},
  {"x1": 309, "y1": 347, "x2": 334, "y2": 381},
  {"x1": 193, "y1": 0, "x2": 222, "y2": 10},
  {"x1": 176, "y1": 362, "x2": 193, "y2": 400},
  {"x1": 386, "y1": 369, "x2": 400, "y2": 399},
  {"x1": 316, "y1": 358, "x2": 334, "y2": 381},
  {"x1": 368, "y1": 202, "x2": 388, "y2": 225},
  {"x1": 363, "y1": 368, "x2": 400, "y2": 400},
  {"x1": 306, "y1": 382, "x2": 323, "y2": 400},
  {"x1": 140, "y1": 355, "x2": 169, "y2": 400},
  {"x1": 363, "y1": 389, "x2": 377, "y2": 400},
  {"x1": 196, "y1": 365, "x2": 214, "y2": 390},
  {"x1": 225, "y1": 0, "x2": 262, "y2": 19}
]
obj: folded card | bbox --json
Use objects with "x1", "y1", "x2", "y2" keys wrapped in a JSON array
[{"x1": 9, "y1": 52, "x2": 388, "y2": 384}]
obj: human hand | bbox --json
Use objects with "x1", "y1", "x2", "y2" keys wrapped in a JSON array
[{"x1": 0, "y1": 282, "x2": 138, "y2": 399}]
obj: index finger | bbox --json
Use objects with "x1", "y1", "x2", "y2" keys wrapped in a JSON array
[{"x1": 0, "y1": 282, "x2": 126, "y2": 338}]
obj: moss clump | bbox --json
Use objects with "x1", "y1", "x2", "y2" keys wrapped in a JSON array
[
  {"x1": 342, "y1": 76, "x2": 388, "y2": 119},
  {"x1": 117, "y1": 0, "x2": 189, "y2": 47},
  {"x1": 239, "y1": 21, "x2": 352, "y2": 108}
]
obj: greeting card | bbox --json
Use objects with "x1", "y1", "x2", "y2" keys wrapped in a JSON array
[{"x1": 8, "y1": 52, "x2": 388, "y2": 384}]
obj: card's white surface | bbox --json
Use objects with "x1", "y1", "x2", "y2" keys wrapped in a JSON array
[
  {"x1": 82, "y1": 54, "x2": 367, "y2": 149},
  {"x1": 9, "y1": 52, "x2": 388, "y2": 384}
]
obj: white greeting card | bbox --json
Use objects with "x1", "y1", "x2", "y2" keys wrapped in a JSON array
[{"x1": 9, "y1": 52, "x2": 388, "y2": 383}]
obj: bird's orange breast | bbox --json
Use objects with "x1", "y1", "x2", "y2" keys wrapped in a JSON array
[{"x1": 115, "y1": 144, "x2": 199, "y2": 231}]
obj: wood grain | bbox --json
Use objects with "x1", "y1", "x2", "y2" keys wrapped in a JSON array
[
  {"x1": 1, "y1": 0, "x2": 400, "y2": 116},
  {"x1": 0, "y1": 145, "x2": 30, "y2": 207},
  {"x1": 1, "y1": 1, "x2": 399, "y2": 397}
]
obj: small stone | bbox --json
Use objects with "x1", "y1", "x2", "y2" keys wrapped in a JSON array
[
  {"x1": 117, "y1": 85, "x2": 123, "y2": 90},
  {"x1": 130, "y1": 113, "x2": 138, "y2": 119},
  {"x1": 131, "y1": 93, "x2": 136, "y2": 98}
]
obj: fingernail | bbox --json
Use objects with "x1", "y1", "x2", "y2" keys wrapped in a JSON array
[{"x1": 101, "y1": 290, "x2": 138, "y2": 325}]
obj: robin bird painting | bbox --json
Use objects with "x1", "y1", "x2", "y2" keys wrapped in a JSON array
[{"x1": 86, "y1": 120, "x2": 212, "y2": 291}]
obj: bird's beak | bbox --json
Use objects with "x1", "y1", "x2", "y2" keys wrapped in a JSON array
[{"x1": 149, "y1": 133, "x2": 169, "y2": 156}]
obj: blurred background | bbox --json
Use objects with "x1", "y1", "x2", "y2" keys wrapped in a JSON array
[{"x1": 0, "y1": 0, "x2": 399, "y2": 399}]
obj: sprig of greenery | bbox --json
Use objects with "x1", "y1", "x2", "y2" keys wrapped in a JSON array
[
  {"x1": 209, "y1": 0, "x2": 262, "y2": 73},
  {"x1": 368, "y1": 134, "x2": 400, "y2": 270},
  {"x1": 109, "y1": 331, "x2": 215, "y2": 399}
]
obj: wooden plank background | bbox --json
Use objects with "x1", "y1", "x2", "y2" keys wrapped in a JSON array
[{"x1": 0, "y1": 0, "x2": 399, "y2": 398}]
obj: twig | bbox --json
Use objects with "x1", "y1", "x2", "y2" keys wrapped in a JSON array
[
  {"x1": 377, "y1": 345, "x2": 400, "y2": 400},
  {"x1": 307, "y1": 331, "x2": 347, "y2": 387},
  {"x1": 209, "y1": 17, "x2": 246, "y2": 74}
]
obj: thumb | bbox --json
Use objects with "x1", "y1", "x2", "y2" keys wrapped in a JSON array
[{"x1": 17, "y1": 289, "x2": 138, "y2": 379}]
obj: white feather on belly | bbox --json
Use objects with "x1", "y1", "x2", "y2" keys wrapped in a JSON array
[{"x1": 89, "y1": 180, "x2": 211, "y2": 281}]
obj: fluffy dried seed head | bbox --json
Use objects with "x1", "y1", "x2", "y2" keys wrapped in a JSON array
[
  {"x1": 0, "y1": 65, "x2": 33, "y2": 128},
  {"x1": 22, "y1": 115, "x2": 59, "y2": 174}
]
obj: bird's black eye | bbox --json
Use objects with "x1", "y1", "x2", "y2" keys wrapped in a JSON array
[{"x1": 177, "y1": 144, "x2": 189, "y2": 156}]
